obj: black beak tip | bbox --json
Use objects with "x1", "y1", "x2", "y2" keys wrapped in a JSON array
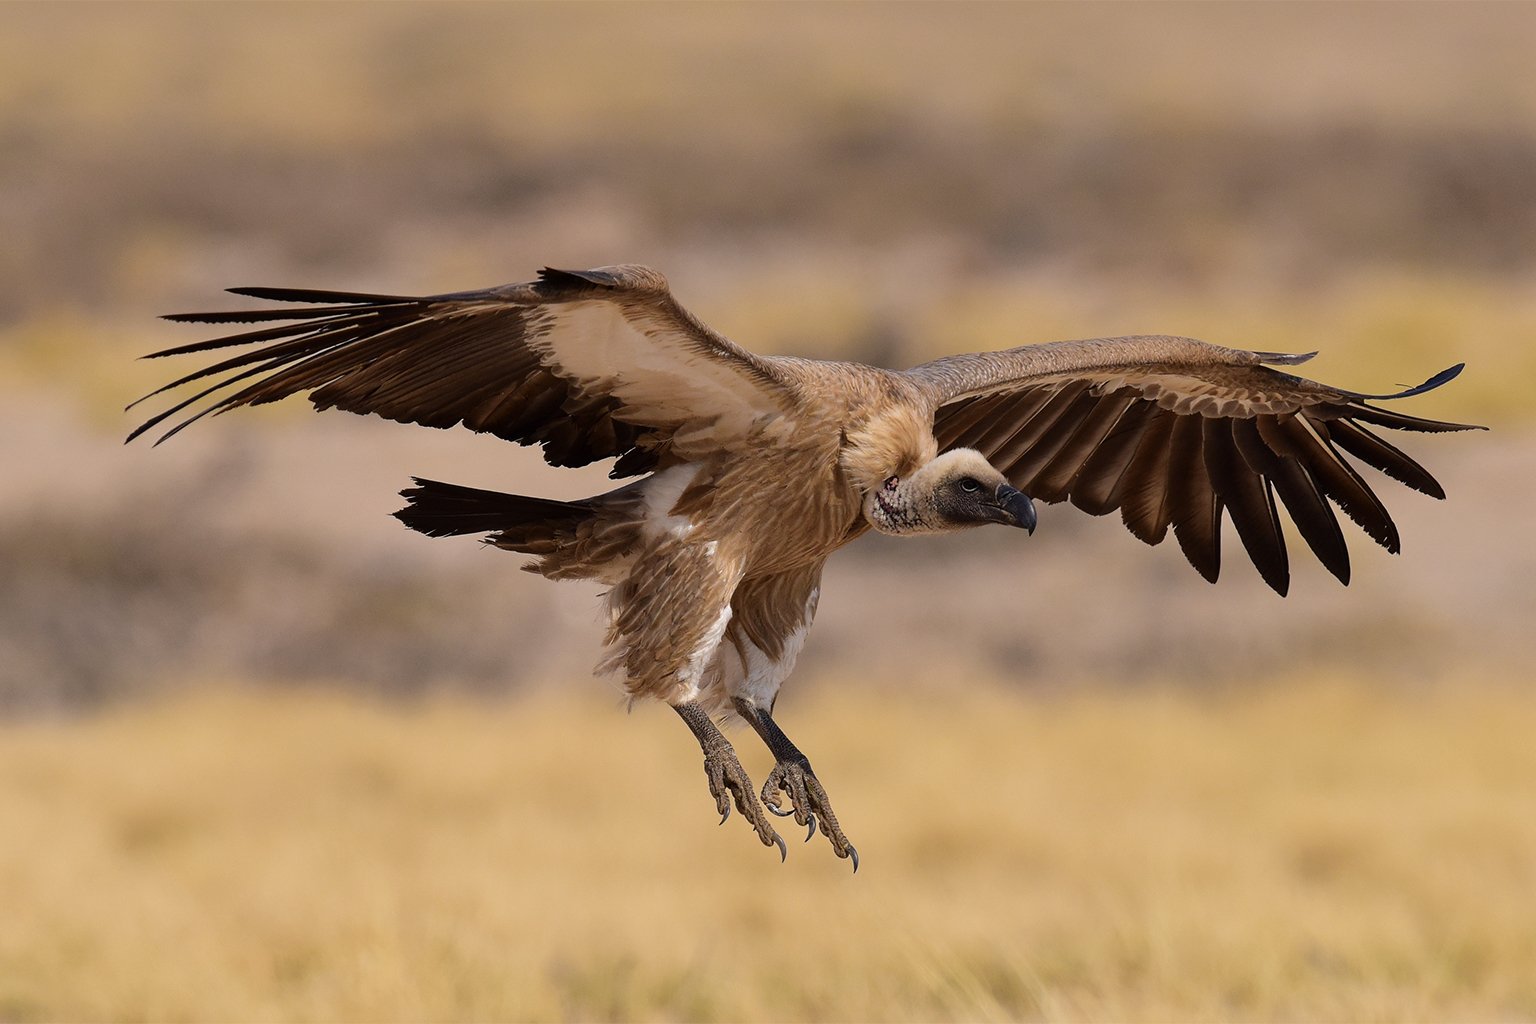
[
  {"x1": 1020, "y1": 505, "x2": 1037, "y2": 535},
  {"x1": 997, "y1": 484, "x2": 1037, "y2": 534}
]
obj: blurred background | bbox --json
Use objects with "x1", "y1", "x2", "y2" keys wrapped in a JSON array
[{"x1": 1, "y1": 3, "x2": 1533, "y2": 1021}]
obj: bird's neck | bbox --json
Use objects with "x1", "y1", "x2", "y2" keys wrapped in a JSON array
[{"x1": 839, "y1": 406, "x2": 937, "y2": 494}]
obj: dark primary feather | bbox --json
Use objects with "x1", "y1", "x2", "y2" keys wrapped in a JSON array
[
  {"x1": 228, "y1": 285, "x2": 417, "y2": 304},
  {"x1": 1203, "y1": 417, "x2": 1288, "y2": 595},
  {"x1": 1257, "y1": 413, "x2": 1402, "y2": 555},
  {"x1": 1117, "y1": 410, "x2": 1177, "y2": 546},
  {"x1": 1233, "y1": 417, "x2": 1352, "y2": 585},
  {"x1": 1027, "y1": 390, "x2": 1140, "y2": 502},
  {"x1": 1069, "y1": 400, "x2": 1158, "y2": 516},
  {"x1": 1166, "y1": 414, "x2": 1223, "y2": 583},
  {"x1": 988, "y1": 382, "x2": 1095, "y2": 474},
  {"x1": 1323, "y1": 419, "x2": 1446, "y2": 497}
]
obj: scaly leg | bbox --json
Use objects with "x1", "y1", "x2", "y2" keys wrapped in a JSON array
[
  {"x1": 732, "y1": 698, "x2": 859, "y2": 871},
  {"x1": 674, "y1": 701, "x2": 786, "y2": 861}
]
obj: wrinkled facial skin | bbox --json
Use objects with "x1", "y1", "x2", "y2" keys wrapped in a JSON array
[
  {"x1": 863, "y1": 449, "x2": 1037, "y2": 536},
  {"x1": 933, "y1": 473, "x2": 1038, "y2": 532}
]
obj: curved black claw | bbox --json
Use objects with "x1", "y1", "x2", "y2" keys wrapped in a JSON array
[
  {"x1": 761, "y1": 757, "x2": 857, "y2": 866},
  {"x1": 764, "y1": 799, "x2": 795, "y2": 818},
  {"x1": 701, "y1": 745, "x2": 784, "y2": 856}
]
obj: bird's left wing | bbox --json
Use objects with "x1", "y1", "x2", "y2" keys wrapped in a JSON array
[
  {"x1": 128, "y1": 265, "x2": 797, "y2": 476},
  {"x1": 905, "y1": 335, "x2": 1480, "y2": 594}
]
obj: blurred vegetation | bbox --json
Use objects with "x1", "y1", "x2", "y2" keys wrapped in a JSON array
[
  {"x1": 2, "y1": 3, "x2": 1534, "y2": 421},
  {"x1": 1, "y1": 682, "x2": 1534, "y2": 1021}
]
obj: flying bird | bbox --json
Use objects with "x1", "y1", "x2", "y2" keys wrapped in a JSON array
[{"x1": 129, "y1": 264, "x2": 1478, "y2": 868}]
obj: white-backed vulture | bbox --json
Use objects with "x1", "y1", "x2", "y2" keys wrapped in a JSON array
[{"x1": 129, "y1": 264, "x2": 1479, "y2": 868}]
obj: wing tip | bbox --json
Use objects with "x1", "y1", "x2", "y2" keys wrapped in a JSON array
[
  {"x1": 1342, "y1": 362, "x2": 1485, "y2": 432},
  {"x1": 224, "y1": 285, "x2": 412, "y2": 304},
  {"x1": 1356, "y1": 361, "x2": 1467, "y2": 401},
  {"x1": 538, "y1": 265, "x2": 668, "y2": 293},
  {"x1": 1255, "y1": 350, "x2": 1318, "y2": 366},
  {"x1": 1401, "y1": 362, "x2": 1464, "y2": 397}
]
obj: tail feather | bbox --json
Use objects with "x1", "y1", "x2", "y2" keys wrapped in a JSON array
[{"x1": 394, "y1": 477, "x2": 592, "y2": 551}]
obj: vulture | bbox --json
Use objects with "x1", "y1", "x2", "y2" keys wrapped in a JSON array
[{"x1": 129, "y1": 264, "x2": 1478, "y2": 869}]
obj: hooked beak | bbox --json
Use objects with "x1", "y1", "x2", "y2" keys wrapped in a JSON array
[{"x1": 996, "y1": 483, "x2": 1037, "y2": 534}]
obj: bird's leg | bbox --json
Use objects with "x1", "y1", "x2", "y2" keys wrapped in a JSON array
[
  {"x1": 732, "y1": 698, "x2": 859, "y2": 871},
  {"x1": 673, "y1": 701, "x2": 786, "y2": 861}
]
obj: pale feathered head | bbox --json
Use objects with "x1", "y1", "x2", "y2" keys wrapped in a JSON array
[{"x1": 864, "y1": 448, "x2": 1037, "y2": 537}]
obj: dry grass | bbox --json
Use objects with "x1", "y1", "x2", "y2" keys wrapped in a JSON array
[{"x1": 2, "y1": 678, "x2": 1534, "y2": 1022}]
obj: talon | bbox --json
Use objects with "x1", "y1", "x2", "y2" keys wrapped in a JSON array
[
  {"x1": 758, "y1": 757, "x2": 858, "y2": 867},
  {"x1": 724, "y1": 701, "x2": 858, "y2": 867},
  {"x1": 761, "y1": 772, "x2": 793, "y2": 817},
  {"x1": 681, "y1": 706, "x2": 785, "y2": 858}
]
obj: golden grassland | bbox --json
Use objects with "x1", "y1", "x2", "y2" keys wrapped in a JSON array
[{"x1": 2, "y1": 677, "x2": 1534, "y2": 1022}]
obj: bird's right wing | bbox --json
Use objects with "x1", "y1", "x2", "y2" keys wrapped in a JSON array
[
  {"x1": 906, "y1": 335, "x2": 1481, "y2": 593},
  {"x1": 128, "y1": 265, "x2": 800, "y2": 477}
]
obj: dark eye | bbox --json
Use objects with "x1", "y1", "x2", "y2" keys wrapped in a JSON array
[{"x1": 958, "y1": 477, "x2": 981, "y2": 493}]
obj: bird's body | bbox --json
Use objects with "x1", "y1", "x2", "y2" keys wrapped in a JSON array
[
  {"x1": 398, "y1": 356, "x2": 926, "y2": 714},
  {"x1": 130, "y1": 264, "x2": 1478, "y2": 867}
]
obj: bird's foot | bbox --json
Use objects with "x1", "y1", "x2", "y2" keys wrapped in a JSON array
[
  {"x1": 701, "y1": 745, "x2": 786, "y2": 861},
  {"x1": 761, "y1": 757, "x2": 859, "y2": 871}
]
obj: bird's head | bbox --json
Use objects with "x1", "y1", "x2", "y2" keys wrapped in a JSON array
[{"x1": 864, "y1": 448, "x2": 1037, "y2": 537}]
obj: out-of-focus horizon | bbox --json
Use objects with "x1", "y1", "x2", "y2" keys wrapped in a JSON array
[
  {"x1": 3, "y1": 2, "x2": 1531, "y2": 712},
  {"x1": 2, "y1": 5, "x2": 1534, "y2": 1020}
]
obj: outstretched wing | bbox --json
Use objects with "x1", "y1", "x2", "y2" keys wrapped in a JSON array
[
  {"x1": 128, "y1": 265, "x2": 796, "y2": 477},
  {"x1": 906, "y1": 334, "x2": 1480, "y2": 594}
]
